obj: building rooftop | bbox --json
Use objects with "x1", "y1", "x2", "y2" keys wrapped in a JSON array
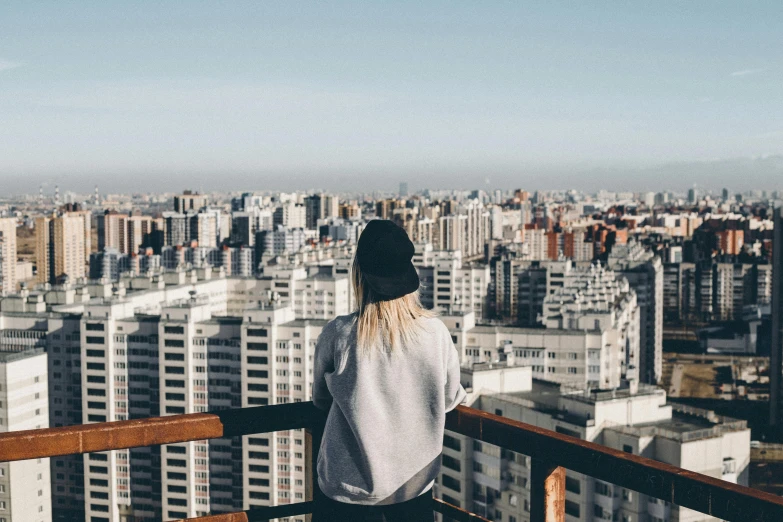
[
  {"x1": 282, "y1": 318, "x2": 330, "y2": 327},
  {"x1": 0, "y1": 347, "x2": 45, "y2": 363},
  {"x1": 606, "y1": 405, "x2": 748, "y2": 442},
  {"x1": 469, "y1": 324, "x2": 588, "y2": 336}
]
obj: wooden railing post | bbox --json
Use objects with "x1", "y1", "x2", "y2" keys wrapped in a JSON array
[{"x1": 530, "y1": 458, "x2": 565, "y2": 522}]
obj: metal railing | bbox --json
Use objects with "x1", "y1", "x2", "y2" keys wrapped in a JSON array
[{"x1": 0, "y1": 402, "x2": 781, "y2": 522}]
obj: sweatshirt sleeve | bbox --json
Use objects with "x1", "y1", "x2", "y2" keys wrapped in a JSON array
[
  {"x1": 444, "y1": 329, "x2": 467, "y2": 412},
  {"x1": 312, "y1": 321, "x2": 335, "y2": 412}
]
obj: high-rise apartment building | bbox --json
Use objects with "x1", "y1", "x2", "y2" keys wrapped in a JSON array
[
  {"x1": 173, "y1": 191, "x2": 208, "y2": 214},
  {"x1": 35, "y1": 212, "x2": 88, "y2": 285},
  {"x1": 413, "y1": 247, "x2": 489, "y2": 318},
  {"x1": 97, "y1": 212, "x2": 129, "y2": 254},
  {"x1": 607, "y1": 241, "x2": 664, "y2": 384},
  {"x1": 444, "y1": 290, "x2": 638, "y2": 391},
  {"x1": 272, "y1": 202, "x2": 306, "y2": 230},
  {"x1": 191, "y1": 212, "x2": 218, "y2": 249},
  {"x1": 0, "y1": 271, "x2": 345, "y2": 521},
  {"x1": 0, "y1": 218, "x2": 17, "y2": 295},
  {"x1": 0, "y1": 348, "x2": 52, "y2": 522},
  {"x1": 255, "y1": 226, "x2": 309, "y2": 260},
  {"x1": 127, "y1": 215, "x2": 154, "y2": 255},
  {"x1": 304, "y1": 194, "x2": 339, "y2": 230},
  {"x1": 98, "y1": 212, "x2": 154, "y2": 255},
  {"x1": 770, "y1": 206, "x2": 783, "y2": 439}
]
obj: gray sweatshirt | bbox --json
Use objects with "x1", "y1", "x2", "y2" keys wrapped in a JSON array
[{"x1": 312, "y1": 312, "x2": 467, "y2": 505}]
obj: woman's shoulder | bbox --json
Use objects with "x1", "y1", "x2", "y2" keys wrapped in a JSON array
[
  {"x1": 322, "y1": 312, "x2": 357, "y2": 338},
  {"x1": 417, "y1": 314, "x2": 450, "y2": 337}
]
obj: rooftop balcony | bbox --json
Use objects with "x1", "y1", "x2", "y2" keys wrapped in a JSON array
[{"x1": 1, "y1": 402, "x2": 781, "y2": 522}]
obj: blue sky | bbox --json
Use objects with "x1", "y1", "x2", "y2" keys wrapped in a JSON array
[{"x1": 1, "y1": 1, "x2": 781, "y2": 193}]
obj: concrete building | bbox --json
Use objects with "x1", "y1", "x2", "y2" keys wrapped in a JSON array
[
  {"x1": 317, "y1": 218, "x2": 363, "y2": 244},
  {"x1": 191, "y1": 212, "x2": 218, "y2": 249},
  {"x1": 272, "y1": 202, "x2": 306, "y2": 230},
  {"x1": 304, "y1": 194, "x2": 339, "y2": 230},
  {"x1": 436, "y1": 365, "x2": 751, "y2": 522},
  {"x1": 667, "y1": 261, "x2": 770, "y2": 323},
  {"x1": 35, "y1": 212, "x2": 88, "y2": 285},
  {"x1": 607, "y1": 240, "x2": 664, "y2": 384},
  {"x1": 163, "y1": 212, "x2": 189, "y2": 247},
  {"x1": 0, "y1": 271, "x2": 345, "y2": 521},
  {"x1": 231, "y1": 210, "x2": 275, "y2": 247},
  {"x1": 437, "y1": 202, "x2": 490, "y2": 260},
  {"x1": 127, "y1": 215, "x2": 154, "y2": 256},
  {"x1": 412, "y1": 247, "x2": 490, "y2": 319},
  {"x1": 443, "y1": 296, "x2": 638, "y2": 391},
  {"x1": 89, "y1": 248, "x2": 131, "y2": 281},
  {"x1": 0, "y1": 348, "x2": 52, "y2": 522},
  {"x1": 97, "y1": 212, "x2": 129, "y2": 254},
  {"x1": 255, "y1": 226, "x2": 309, "y2": 259},
  {"x1": 0, "y1": 218, "x2": 17, "y2": 295},
  {"x1": 489, "y1": 257, "x2": 577, "y2": 326},
  {"x1": 173, "y1": 191, "x2": 208, "y2": 214},
  {"x1": 770, "y1": 206, "x2": 783, "y2": 439}
]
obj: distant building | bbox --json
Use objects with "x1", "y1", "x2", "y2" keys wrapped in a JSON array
[
  {"x1": 173, "y1": 190, "x2": 208, "y2": 213},
  {"x1": 272, "y1": 201, "x2": 306, "y2": 229},
  {"x1": 399, "y1": 182, "x2": 408, "y2": 197},
  {"x1": 255, "y1": 226, "x2": 309, "y2": 259},
  {"x1": 770, "y1": 206, "x2": 783, "y2": 439},
  {"x1": 89, "y1": 248, "x2": 131, "y2": 281},
  {"x1": 304, "y1": 194, "x2": 339, "y2": 230},
  {"x1": 35, "y1": 212, "x2": 88, "y2": 284},
  {"x1": 0, "y1": 218, "x2": 17, "y2": 294},
  {"x1": 607, "y1": 240, "x2": 664, "y2": 384},
  {"x1": 413, "y1": 247, "x2": 490, "y2": 318}
]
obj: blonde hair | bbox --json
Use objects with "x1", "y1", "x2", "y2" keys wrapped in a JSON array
[{"x1": 352, "y1": 255, "x2": 434, "y2": 352}]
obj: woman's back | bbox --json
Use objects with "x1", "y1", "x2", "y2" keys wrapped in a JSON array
[{"x1": 313, "y1": 311, "x2": 465, "y2": 505}]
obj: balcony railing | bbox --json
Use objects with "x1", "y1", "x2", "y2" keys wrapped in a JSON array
[{"x1": 1, "y1": 402, "x2": 781, "y2": 522}]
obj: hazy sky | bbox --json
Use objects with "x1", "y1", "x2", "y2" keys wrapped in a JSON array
[{"x1": 1, "y1": 1, "x2": 782, "y2": 193}]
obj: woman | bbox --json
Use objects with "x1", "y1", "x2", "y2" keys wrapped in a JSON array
[{"x1": 312, "y1": 219, "x2": 467, "y2": 522}]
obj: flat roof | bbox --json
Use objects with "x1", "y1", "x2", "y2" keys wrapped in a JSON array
[
  {"x1": 469, "y1": 324, "x2": 589, "y2": 336},
  {"x1": 0, "y1": 347, "x2": 46, "y2": 363},
  {"x1": 282, "y1": 319, "x2": 330, "y2": 327}
]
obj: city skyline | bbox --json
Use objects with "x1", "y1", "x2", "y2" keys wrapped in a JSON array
[
  {"x1": 2, "y1": 158, "x2": 783, "y2": 199},
  {"x1": 2, "y1": 1, "x2": 782, "y2": 192}
]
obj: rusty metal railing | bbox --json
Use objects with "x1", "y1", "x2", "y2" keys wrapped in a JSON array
[{"x1": 1, "y1": 402, "x2": 781, "y2": 522}]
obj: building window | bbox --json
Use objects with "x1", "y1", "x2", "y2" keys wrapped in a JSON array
[
  {"x1": 565, "y1": 476, "x2": 580, "y2": 494},
  {"x1": 441, "y1": 475, "x2": 461, "y2": 492},
  {"x1": 441, "y1": 455, "x2": 461, "y2": 472},
  {"x1": 443, "y1": 434, "x2": 461, "y2": 451},
  {"x1": 565, "y1": 500, "x2": 580, "y2": 517}
]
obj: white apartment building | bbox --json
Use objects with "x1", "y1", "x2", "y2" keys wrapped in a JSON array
[
  {"x1": 0, "y1": 270, "x2": 339, "y2": 521},
  {"x1": 435, "y1": 365, "x2": 751, "y2": 522},
  {"x1": 607, "y1": 241, "x2": 664, "y2": 385},
  {"x1": 272, "y1": 202, "x2": 306, "y2": 230},
  {"x1": 412, "y1": 246, "x2": 490, "y2": 319},
  {"x1": 0, "y1": 218, "x2": 17, "y2": 295},
  {"x1": 442, "y1": 294, "x2": 637, "y2": 391},
  {"x1": 540, "y1": 265, "x2": 640, "y2": 387},
  {"x1": 255, "y1": 227, "x2": 311, "y2": 259},
  {"x1": 437, "y1": 202, "x2": 490, "y2": 259},
  {"x1": 0, "y1": 348, "x2": 52, "y2": 522},
  {"x1": 257, "y1": 264, "x2": 354, "y2": 320}
]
